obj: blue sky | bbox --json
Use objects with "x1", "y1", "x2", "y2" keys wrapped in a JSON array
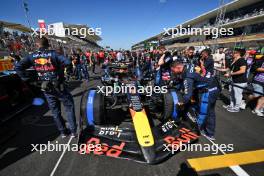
[{"x1": 1, "y1": 0, "x2": 223, "y2": 49}]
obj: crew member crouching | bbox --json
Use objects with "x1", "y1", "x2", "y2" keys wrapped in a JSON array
[{"x1": 171, "y1": 61, "x2": 220, "y2": 140}]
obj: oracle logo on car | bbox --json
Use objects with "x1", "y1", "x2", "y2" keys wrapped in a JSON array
[
  {"x1": 98, "y1": 126, "x2": 122, "y2": 138},
  {"x1": 80, "y1": 137, "x2": 125, "y2": 158}
]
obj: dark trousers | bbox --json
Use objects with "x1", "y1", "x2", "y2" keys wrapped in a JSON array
[
  {"x1": 76, "y1": 64, "x2": 82, "y2": 80},
  {"x1": 205, "y1": 101, "x2": 216, "y2": 136},
  {"x1": 81, "y1": 64, "x2": 89, "y2": 80},
  {"x1": 92, "y1": 63, "x2": 96, "y2": 73},
  {"x1": 44, "y1": 89, "x2": 77, "y2": 134},
  {"x1": 203, "y1": 90, "x2": 219, "y2": 136},
  {"x1": 155, "y1": 69, "x2": 161, "y2": 86},
  {"x1": 76, "y1": 64, "x2": 89, "y2": 80}
]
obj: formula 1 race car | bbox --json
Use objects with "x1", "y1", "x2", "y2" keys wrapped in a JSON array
[{"x1": 78, "y1": 63, "x2": 200, "y2": 164}]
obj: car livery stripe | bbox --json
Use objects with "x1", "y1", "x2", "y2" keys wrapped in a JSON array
[
  {"x1": 86, "y1": 90, "x2": 96, "y2": 125},
  {"x1": 130, "y1": 109, "x2": 154, "y2": 147},
  {"x1": 171, "y1": 91, "x2": 178, "y2": 120}
]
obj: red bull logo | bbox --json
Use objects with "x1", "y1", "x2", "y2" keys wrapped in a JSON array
[
  {"x1": 34, "y1": 58, "x2": 51, "y2": 65},
  {"x1": 163, "y1": 128, "x2": 199, "y2": 150},
  {"x1": 80, "y1": 137, "x2": 125, "y2": 157},
  {"x1": 34, "y1": 57, "x2": 55, "y2": 71}
]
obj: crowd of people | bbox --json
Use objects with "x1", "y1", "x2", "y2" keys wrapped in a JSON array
[
  {"x1": 213, "y1": 46, "x2": 264, "y2": 116},
  {"x1": 37, "y1": 42, "x2": 264, "y2": 117},
  {"x1": 8, "y1": 34, "x2": 263, "y2": 140},
  {"x1": 136, "y1": 46, "x2": 264, "y2": 139},
  {"x1": 12, "y1": 37, "x2": 134, "y2": 138},
  {"x1": 135, "y1": 46, "x2": 264, "y2": 116},
  {"x1": 63, "y1": 49, "x2": 130, "y2": 81},
  {"x1": 204, "y1": 8, "x2": 264, "y2": 28},
  {"x1": 61, "y1": 45, "x2": 264, "y2": 139},
  {"x1": 0, "y1": 31, "x2": 34, "y2": 56}
]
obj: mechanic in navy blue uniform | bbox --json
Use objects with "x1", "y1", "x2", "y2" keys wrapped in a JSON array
[
  {"x1": 171, "y1": 61, "x2": 220, "y2": 140},
  {"x1": 15, "y1": 37, "x2": 77, "y2": 138},
  {"x1": 181, "y1": 46, "x2": 199, "y2": 65},
  {"x1": 155, "y1": 51, "x2": 173, "y2": 85}
]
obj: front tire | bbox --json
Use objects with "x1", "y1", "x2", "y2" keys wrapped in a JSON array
[{"x1": 80, "y1": 89, "x2": 105, "y2": 126}]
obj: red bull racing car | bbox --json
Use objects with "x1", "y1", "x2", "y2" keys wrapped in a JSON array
[{"x1": 78, "y1": 61, "x2": 200, "y2": 164}]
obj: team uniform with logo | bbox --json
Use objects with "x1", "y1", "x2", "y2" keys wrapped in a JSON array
[
  {"x1": 180, "y1": 64, "x2": 220, "y2": 137},
  {"x1": 15, "y1": 48, "x2": 77, "y2": 135}
]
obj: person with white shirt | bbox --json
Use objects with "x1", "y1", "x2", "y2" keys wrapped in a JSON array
[
  {"x1": 116, "y1": 51, "x2": 123, "y2": 61},
  {"x1": 213, "y1": 47, "x2": 226, "y2": 69}
]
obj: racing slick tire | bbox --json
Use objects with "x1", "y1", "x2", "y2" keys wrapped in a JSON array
[
  {"x1": 162, "y1": 91, "x2": 200, "y2": 132},
  {"x1": 80, "y1": 89, "x2": 105, "y2": 126},
  {"x1": 162, "y1": 92, "x2": 174, "y2": 120},
  {"x1": 162, "y1": 90, "x2": 184, "y2": 121}
]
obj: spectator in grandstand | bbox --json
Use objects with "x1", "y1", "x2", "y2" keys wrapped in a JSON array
[
  {"x1": 213, "y1": 47, "x2": 226, "y2": 69},
  {"x1": 250, "y1": 54, "x2": 264, "y2": 116},
  {"x1": 223, "y1": 47, "x2": 247, "y2": 112}
]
